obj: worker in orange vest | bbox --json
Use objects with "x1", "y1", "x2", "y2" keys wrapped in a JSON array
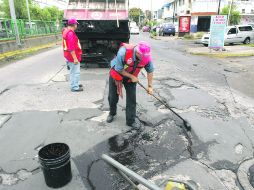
[
  {"x1": 107, "y1": 41, "x2": 154, "y2": 130},
  {"x1": 62, "y1": 18, "x2": 83, "y2": 92}
]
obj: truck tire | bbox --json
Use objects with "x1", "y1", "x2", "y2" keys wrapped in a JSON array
[{"x1": 243, "y1": 37, "x2": 250, "y2": 44}]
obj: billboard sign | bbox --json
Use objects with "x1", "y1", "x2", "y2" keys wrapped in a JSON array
[
  {"x1": 179, "y1": 16, "x2": 191, "y2": 33},
  {"x1": 209, "y1": 15, "x2": 227, "y2": 49}
]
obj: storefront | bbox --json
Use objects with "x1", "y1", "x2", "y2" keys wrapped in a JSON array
[{"x1": 191, "y1": 13, "x2": 217, "y2": 33}]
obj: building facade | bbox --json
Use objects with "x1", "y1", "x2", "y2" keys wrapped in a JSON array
[
  {"x1": 235, "y1": 0, "x2": 254, "y2": 24},
  {"x1": 153, "y1": 0, "x2": 254, "y2": 32}
]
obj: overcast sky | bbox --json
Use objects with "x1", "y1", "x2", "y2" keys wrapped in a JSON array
[{"x1": 129, "y1": 0, "x2": 167, "y2": 11}]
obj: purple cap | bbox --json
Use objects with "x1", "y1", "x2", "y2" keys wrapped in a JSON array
[{"x1": 68, "y1": 18, "x2": 79, "y2": 25}]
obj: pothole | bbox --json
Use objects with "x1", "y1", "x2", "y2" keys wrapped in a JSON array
[
  {"x1": 74, "y1": 119, "x2": 193, "y2": 190},
  {"x1": 159, "y1": 79, "x2": 197, "y2": 90}
]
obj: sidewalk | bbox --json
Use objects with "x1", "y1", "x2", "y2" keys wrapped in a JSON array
[
  {"x1": 186, "y1": 45, "x2": 254, "y2": 57},
  {"x1": 151, "y1": 34, "x2": 254, "y2": 58}
]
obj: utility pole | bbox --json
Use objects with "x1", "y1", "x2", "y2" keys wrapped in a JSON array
[
  {"x1": 25, "y1": 0, "x2": 32, "y2": 28},
  {"x1": 8, "y1": 0, "x2": 21, "y2": 45},
  {"x1": 173, "y1": 1, "x2": 175, "y2": 24},
  {"x1": 227, "y1": 0, "x2": 233, "y2": 26},
  {"x1": 150, "y1": 0, "x2": 153, "y2": 21},
  {"x1": 139, "y1": 0, "x2": 141, "y2": 25},
  {"x1": 217, "y1": 0, "x2": 222, "y2": 14}
]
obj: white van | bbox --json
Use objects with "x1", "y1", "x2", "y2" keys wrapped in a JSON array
[{"x1": 201, "y1": 25, "x2": 254, "y2": 46}]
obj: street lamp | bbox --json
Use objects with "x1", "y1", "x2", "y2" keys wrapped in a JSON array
[{"x1": 8, "y1": 0, "x2": 21, "y2": 45}]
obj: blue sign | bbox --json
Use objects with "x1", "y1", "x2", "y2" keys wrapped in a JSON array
[{"x1": 209, "y1": 15, "x2": 228, "y2": 49}]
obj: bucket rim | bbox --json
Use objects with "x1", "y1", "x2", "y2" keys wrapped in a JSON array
[
  {"x1": 39, "y1": 153, "x2": 70, "y2": 166},
  {"x1": 38, "y1": 143, "x2": 70, "y2": 161}
]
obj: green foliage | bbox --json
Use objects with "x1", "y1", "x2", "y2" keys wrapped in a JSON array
[
  {"x1": 150, "y1": 31, "x2": 157, "y2": 38},
  {"x1": 30, "y1": 4, "x2": 43, "y2": 20},
  {"x1": 129, "y1": 7, "x2": 143, "y2": 24},
  {"x1": 146, "y1": 20, "x2": 158, "y2": 27},
  {"x1": 2, "y1": 0, "x2": 31, "y2": 19},
  {"x1": 1, "y1": 0, "x2": 63, "y2": 21},
  {"x1": 221, "y1": 5, "x2": 240, "y2": 25},
  {"x1": 44, "y1": 6, "x2": 63, "y2": 21}
]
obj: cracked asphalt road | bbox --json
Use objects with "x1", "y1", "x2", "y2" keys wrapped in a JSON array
[{"x1": 0, "y1": 33, "x2": 253, "y2": 190}]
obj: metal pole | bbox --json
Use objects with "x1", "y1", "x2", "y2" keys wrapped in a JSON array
[
  {"x1": 139, "y1": 0, "x2": 141, "y2": 25},
  {"x1": 151, "y1": 0, "x2": 153, "y2": 20},
  {"x1": 217, "y1": 0, "x2": 221, "y2": 14},
  {"x1": 227, "y1": 0, "x2": 233, "y2": 26},
  {"x1": 114, "y1": 0, "x2": 119, "y2": 28},
  {"x1": 8, "y1": 0, "x2": 21, "y2": 45},
  {"x1": 25, "y1": 0, "x2": 32, "y2": 28},
  {"x1": 102, "y1": 154, "x2": 162, "y2": 190},
  {"x1": 173, "y1": 1, "x2": 175, "y2": 24}
]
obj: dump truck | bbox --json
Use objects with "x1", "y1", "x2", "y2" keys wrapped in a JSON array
[{"x1": 63, "y1": 0, "x2": 130, "y2": 67}]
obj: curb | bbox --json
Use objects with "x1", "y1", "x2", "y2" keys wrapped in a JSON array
[
  {"x1": 189, "y1": 52, "x2": 254, "y2": 58},
  {"x1": 0, "y1": 42, "x2": 61, "y2": 62}
]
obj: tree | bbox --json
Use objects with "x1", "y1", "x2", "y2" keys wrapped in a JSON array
[
  {"x1": 129, "y1": 7, "x2": 143, "y2": 24},
  {"x1": 1, "y1": 0, "x2": 32, "y2": 19},
  {"x1": 221, "y1": 5, "x2": 241, "y2": 25},
  {"x1": 45, "y1": 6, "x2": 61, "y2": 21},
  {"x1": 41, "y1": 8, "x2": 51, "y2": 21},
  {"x1": 1, "y1": 0, "x2": 64, "y2": 21},
  {"x1": 30, "y1": 4, "x2": 43, "y2": 20}
]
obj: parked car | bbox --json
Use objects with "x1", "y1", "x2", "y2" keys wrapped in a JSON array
[
  {"x1": 248, "y1": 23, "x2": 254, "y2": 28},
  {"x1": 201, "y1": 25, "x2": 254, "y2": 46},
  {"x1": 130, "y1": 26, "x2": 140, "y2": 35},
  {"x1": 159, "y1": 23, "x2": 175, "y2": 36},
  {"x1": 142, "y1": 26, "x2": 150, "y2": 32}
]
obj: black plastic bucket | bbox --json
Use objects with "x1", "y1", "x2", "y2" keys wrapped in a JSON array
[{"x1": 38, "y1": 143, "x2": 72, "y2": 188}]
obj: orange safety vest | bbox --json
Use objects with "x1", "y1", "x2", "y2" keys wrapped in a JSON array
[
  {"x1": 62, "y1": 28, "x2": 82, "y2": 62},
  {"x1": 110, "y1": 43, "x2": 150, "y2": 81}
]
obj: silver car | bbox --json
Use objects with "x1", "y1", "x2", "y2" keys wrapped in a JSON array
[{"x1": 201, "y1": 25, "x2": 254, "y2": 46}]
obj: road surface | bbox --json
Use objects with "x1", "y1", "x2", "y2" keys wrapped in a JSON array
[{"x1": 0, "y1": 33, "x2": 253, "y2": 190}]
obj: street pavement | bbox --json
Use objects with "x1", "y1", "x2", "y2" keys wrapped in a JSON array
[{"x1": 0, "y1": 33, "x2": 253, "y2": 190}]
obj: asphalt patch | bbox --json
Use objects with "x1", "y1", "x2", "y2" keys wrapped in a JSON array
[{"x1": 73, "y1": 120, "x2": 190, "y2": 190}]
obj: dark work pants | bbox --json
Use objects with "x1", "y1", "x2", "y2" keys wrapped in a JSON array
[{"x1": 108, "y1": 76, "x2": 137, "y2": 125}]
